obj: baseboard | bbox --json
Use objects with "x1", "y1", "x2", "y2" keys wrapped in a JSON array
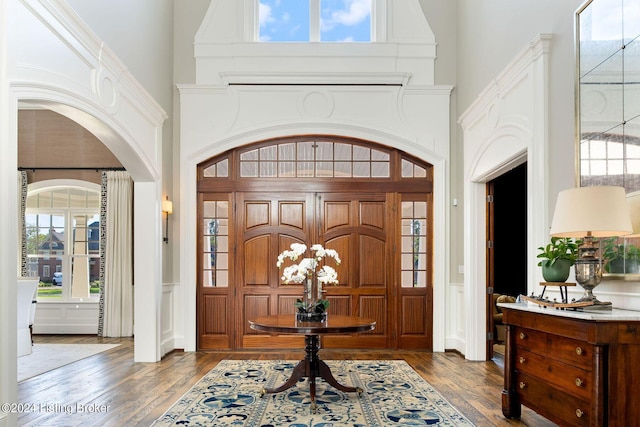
[
  {"x1": 444, "y1": 336, "x2": 465, "y2": 354},
  {"x1": 161, "y1": 336, "x2": 184, "y2": 357},
  {"x1": 33, "y1": 325, "x2": 98, "y2": 334}
]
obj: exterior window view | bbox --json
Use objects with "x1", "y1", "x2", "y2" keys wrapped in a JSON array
[
  {"x1": 259, "y1": 0, "x2": 371, "y2": 42},
  {"x1": 25, "y1": 187, "x2": 101, "y2": 300}
]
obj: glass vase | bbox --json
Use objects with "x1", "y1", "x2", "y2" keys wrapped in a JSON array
[{"x1": 296, "y1": 279, "x2": 327, "y2": 322}]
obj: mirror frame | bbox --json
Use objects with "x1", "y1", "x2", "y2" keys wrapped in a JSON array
[{"x1": 576, "y1": 0, "x2": 640, "y2": 280}]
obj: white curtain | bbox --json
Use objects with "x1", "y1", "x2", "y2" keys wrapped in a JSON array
[{"x1": 101, "y1": 171, "x2": 133, "y2": 337}]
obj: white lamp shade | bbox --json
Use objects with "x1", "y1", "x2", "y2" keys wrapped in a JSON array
[
  {"x1": 627, "y1": 190, "x2": 640, "y2": 236},
  {"x1": 162, "y1": 198, "x2": 173, "y2": 214},
  {"x1": 550, "y1": 186, "x2": 633, "y2": 238}
]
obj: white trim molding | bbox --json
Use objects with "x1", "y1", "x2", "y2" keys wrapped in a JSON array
[{"x1": 460, "y1": 34, "x2": 552, "y2": 360}]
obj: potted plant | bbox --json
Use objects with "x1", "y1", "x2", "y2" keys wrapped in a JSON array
[
  {"x1": 537, "y1": 237, "x2": 579, "y2": 282},
  {"x1": 602, "y1": 237, "x2": 640, "y2": 274}
]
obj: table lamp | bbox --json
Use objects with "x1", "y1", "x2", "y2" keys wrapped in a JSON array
[
  {"x1": 549, "y1": 186, "x2": 633, "y2": 306},
  {"x1": 627, "y1": 191, "x2": 640, "y2": 236}
]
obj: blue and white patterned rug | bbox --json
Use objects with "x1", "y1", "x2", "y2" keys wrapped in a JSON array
[{"x1": 153, "y1": 359, "x2": 475, "y2": 426}]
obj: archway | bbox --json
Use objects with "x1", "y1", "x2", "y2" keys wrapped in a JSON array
[
  {"x1": 13, "y1": 94, "x2": 164, "y2": 362},
  {"x1": 196, "y1": 136, "x2": 435, "y2": 350}
]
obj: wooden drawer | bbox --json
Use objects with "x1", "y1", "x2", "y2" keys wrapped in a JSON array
[
  {"x1": 516, "y1": 372, "x2": 591, "y2": 427},
  {"x1": 514, "y1": 347, "x2": 592, "y2": 401},
  {"x1": 514, "y1": 326, "x2": 593, "y2": 368}
]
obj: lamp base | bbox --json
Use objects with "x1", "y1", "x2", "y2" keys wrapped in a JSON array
[
  {"x1": 574, "y1": 283, "x2": 612, "y2": 309},
  {"x1": 574, "y1": 295, "x2": 612, "y2": 309},
  {"x1": 573, "y1": 241, "x2": 612, "y2": 309}
]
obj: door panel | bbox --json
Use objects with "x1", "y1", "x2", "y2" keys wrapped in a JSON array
[
  {"x1": 243, "y1": 236, "x2": 270, "y2": 286},
  {"x1": 320, "y1": 193, "x2": 391, "y2": 348},
  {"x1": 200, "y1": 295, "x2": 231, "y2": 349},
  {"x1": 238, "y1": 193, "x2": 311, "y2": 349},
  {"x1": 359, "y1": 235, "x2": 385, "y2": 287}
]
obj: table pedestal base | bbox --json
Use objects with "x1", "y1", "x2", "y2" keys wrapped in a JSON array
[{"x1": 260, "y1": 334, "x2": 362, "y2": 412}]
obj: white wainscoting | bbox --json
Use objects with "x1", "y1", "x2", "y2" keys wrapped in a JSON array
[
  {"x1": 32, "y1": 301, "x2": 99, "y2": 334},
  {"x1": 31, "y1": 283, "x2": 185, "y2": 355},
  {"x1": 161, "y1": 283, "x2": 182, "y2": 357},
  {"x1": 445, "y1": 282, "x2": 466, "y2": 354}
]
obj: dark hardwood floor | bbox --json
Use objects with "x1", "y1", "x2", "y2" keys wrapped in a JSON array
[{"x1": 17, "y1": 335, "x2": 556, "y2": 426}]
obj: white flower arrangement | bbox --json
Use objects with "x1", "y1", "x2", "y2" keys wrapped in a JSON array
[
  {"x1": 277, "y1": 243, "x2": 341, "y2": 285},
  {"x1": 277, "y1": 243, "x2": 341, "y2": 314}
]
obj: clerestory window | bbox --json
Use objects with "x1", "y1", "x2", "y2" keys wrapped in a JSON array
[{"x1": 259, "y1": 0, "x2": 372, "y2": 42}]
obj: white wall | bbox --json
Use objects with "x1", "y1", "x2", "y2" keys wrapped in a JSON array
[
  {"x1": 65, "y1": 0, "x2": 173, "y2": 110},
  {"x1": 456, "y1": 0, "x2": 583, "y2": 202},
  {"x1": 66, "y1": 0, "x2": 177, "y2": 285}
]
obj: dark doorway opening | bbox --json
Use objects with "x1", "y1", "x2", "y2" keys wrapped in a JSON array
[
  {"x1": 487, "y1": 162, "x2": 527, "y2": 360},
  {"x1": 491, "y1": 163, "x2": 528, "y2": 297}
]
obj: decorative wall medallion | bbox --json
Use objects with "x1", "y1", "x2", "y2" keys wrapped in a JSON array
[
  {"x1": 299, "y1": 91, "x2": 334, "y2": 119},
  {"x1": 94, "y1": 66, "x2": 119, "y2": 114}
]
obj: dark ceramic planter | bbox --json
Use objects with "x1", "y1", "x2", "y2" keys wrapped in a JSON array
[{"x1": 541, "y1": 258, "x2": 571, "y2": 282}]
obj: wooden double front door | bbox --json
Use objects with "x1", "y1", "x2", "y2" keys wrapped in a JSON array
[
  {"x1": 196, "y1": 137, "x2": 432, "y2": 351},
  {"x1": 198, "y1": 190, "x2": 431, "y2": 350}
]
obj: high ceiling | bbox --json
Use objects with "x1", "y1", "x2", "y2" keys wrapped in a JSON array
[{"x1": 18, "y1": 109, "x2": 123, "y2": 184}]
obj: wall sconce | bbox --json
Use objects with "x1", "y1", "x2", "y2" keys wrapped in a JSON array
[{"x1": 162, "y1": 196, "x2": 173, "y2": 244}]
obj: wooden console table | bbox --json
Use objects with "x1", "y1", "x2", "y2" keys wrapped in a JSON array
[
  {"x1": 249, "y1": 314, "x2": 376, "y2": 412},
  {"x1": 499, "y1": 303, "x2": 640, "y2": 426}
]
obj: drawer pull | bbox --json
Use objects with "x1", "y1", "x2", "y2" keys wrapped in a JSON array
[
  {"x1": 576, "y1": 409, "x2": 584, "y2": 418},
  {"x1": 575, "y1": 346, "x2": 583, "y2": 355},
  {"x1": 519, "y1": 357, "x2": 526, "y2": 364},
  {"x1": 575, "y1": 378, "x2": 583, "y2": 387},
  {"x1": 519, "y1": 332, "x2": 527, "y2": 340},
  {"x1": 519, "y1": 382, "x2": 526, "y2": 389}
]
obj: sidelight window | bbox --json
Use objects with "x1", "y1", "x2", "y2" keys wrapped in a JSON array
[
  {"x1": 401, "y1": 201, "x2": 428, "y2": 288},
  {"x1": 203, "y1": 200, "x2": 230, "y2": 287}
]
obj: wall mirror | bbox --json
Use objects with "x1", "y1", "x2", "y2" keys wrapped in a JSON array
[{"x1": 576, "y1": 0, "x2": 640, "y2": 278}]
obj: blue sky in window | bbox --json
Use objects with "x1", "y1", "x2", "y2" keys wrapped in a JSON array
[
  {"x1": 259, "y1": 0, "x2": 309, "y2": 41},
  {"x1": 259, "y1": 0, "x2": 371, "y2": 42}
]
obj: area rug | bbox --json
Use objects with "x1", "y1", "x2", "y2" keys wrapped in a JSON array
[
  {"x1": 18, "y1": 343, "x2": 120, "y2": 382},
  {"x1": 153, "y1": 359, "x2": 475, "y2": 426}
]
